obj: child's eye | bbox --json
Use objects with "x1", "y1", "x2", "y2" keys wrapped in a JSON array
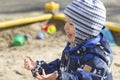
[{"x1": 70, "y1": 23, "x2": 73, "y2": 25}]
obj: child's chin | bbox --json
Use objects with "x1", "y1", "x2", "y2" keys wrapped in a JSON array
[{"x1": 68, "y1": 40, "x2": 73, "y2": 43}]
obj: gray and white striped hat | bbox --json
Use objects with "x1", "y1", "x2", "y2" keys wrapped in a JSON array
[{"x1": 64, "y1": 0, "x2": 106, "y2": 44}]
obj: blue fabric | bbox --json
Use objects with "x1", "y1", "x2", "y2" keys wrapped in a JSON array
[
  {"x1": 78, "y1": 70, "x2": 92, "y2": 80},
  {"x1": 61, "y1": 72, "x2": 79, "y2": 80},
  {"x1": 32, "y1": 33, "x2": 113, "y2": 80},
  {"x1": 48, "y1": 59, "x2": 61, "y2": 72}
]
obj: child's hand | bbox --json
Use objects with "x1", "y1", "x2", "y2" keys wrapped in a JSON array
[
  {"x1": 36, "y1": 69, "x2": 58, "y2": 80},
  {"x1": 24, "y1": 56, "x2": 36, "y2": 71}
]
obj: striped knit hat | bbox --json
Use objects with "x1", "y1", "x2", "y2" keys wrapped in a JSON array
[{"x1": 64, "y1": 0, "x2": 106, "y2": 44}]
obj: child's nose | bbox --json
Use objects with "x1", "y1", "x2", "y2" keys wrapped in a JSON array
[{"x1": 64, "y1": 23, "x2": 70, "y2": 30}]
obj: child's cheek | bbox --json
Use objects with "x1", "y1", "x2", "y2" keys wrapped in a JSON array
[{"x1": 67, "y1": 34, "x2": 75, "y2": 43}]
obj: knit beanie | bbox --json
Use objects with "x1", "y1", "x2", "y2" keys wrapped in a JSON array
[{"x1": 64, "y1": 0, "x2": 106, "y2": 44}]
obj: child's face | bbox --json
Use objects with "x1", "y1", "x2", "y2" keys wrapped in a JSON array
[{"x1": 64, "y1": 16, "x2": 75, "y2": 43}]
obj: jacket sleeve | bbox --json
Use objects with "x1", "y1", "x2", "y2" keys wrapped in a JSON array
[{"x1": 31, "y1": 59, "x2": 61, "y2": 77}]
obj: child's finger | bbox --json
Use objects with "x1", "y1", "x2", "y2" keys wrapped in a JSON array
[
  {"x1": 24, "y1": 63, "x2": 29, "y2": 69},
  {"x1": 24, "y1": 59, "x2": 27, "y2": 63},
  {"x1": 46, "y1": 71, "x2": 58, "y2": 78},
  {"x1": 24, "y1": 59, "x2": 29, "y2": 64},
  {"x1": 24, "y1": 59, "x2": 28, "y2": 68},
  {"x1": 24, "y1": 59, "x2": 31, "y2": 69},
  {"x1": 51, "y1": 71, "x2": 58, "y2": 77},
  {"x1": 42, "y1": 69, "x2": 46, "y2": 76},
  {"x1": 36, "y1": 72, "x2": 42, "y2": 79},
  {"x1": 28, "y1": 57, "x2": 35, "y2": 63}
]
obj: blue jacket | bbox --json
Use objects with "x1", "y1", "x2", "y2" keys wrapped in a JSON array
[{"x1": 32, "y1": 33, "x2": 113, "y2": 80}]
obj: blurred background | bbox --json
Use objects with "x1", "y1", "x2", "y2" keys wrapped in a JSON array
[
  {"x1": 0, "y1": 0, "x2": 120, "y2": 80},
  {"x1": 0, "y1": 0, "x2": 120, "y2": 22}
]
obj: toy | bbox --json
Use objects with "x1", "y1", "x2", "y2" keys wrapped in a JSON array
[
  {"x1": 36, "y1": 33, "x2": 44, "y2": 39},
  {"x1": 24, "y1": 34, "x2": 32, "y2": 40},
  {"x1": 42, "y1": 25, "x2": 49, "y2": 31},
  {"x1": 47, "y1": 24, "x2": 56, "y2": 34},
  {"x1": 13, "y1": 34, "x2": 26, "y2": 46},
  {"x1": 42, "y1": 23, "x2": 57, "y2": 34},
  {"x1": 44, "y1": 1, "x2": 60, "y2": 13}
]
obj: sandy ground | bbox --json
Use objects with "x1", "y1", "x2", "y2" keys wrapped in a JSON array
[
  {"x1": 0, "y1": 0, "x2": 120, "y2": 80},
  {"x1": 0, "y1": 20, "x2": 67, "y2": 80}
]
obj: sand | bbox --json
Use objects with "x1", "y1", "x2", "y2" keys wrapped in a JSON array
[{"x1": 0, "y1": 20, "x2": 66, "y2": 80}]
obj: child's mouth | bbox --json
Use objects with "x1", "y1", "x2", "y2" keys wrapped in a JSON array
[{"x1": 67, "y1": 34, "x2": 72, "y2": 39}]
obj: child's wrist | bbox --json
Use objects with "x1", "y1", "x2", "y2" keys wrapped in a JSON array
[{"x1": 31, "y1": 61, "x2": 43, "y2": 77}]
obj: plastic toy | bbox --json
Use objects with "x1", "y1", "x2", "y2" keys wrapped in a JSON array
[
  {"x1": 44, "y1": 1, "x2": 60, "y2": 13},
  {"x1": 13, "y1": 34, "x2": 26, "y2": 46},
  {"x1": 36, "y1": 33, "x2": 44, "y2": 39},
  {"x1": 47, "y1": 24, "x2": 56, "y2": 34}
]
